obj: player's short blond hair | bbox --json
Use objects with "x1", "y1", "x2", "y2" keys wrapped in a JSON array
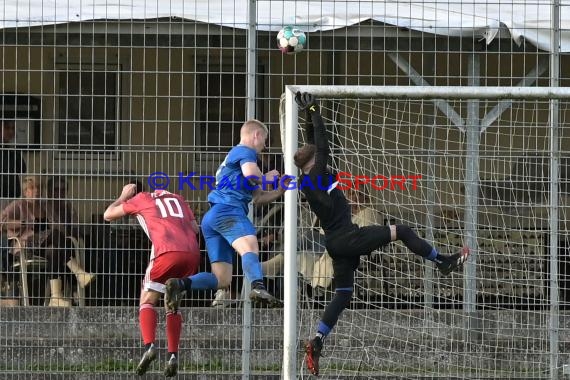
[{"x1": 241, "y1": 119, "x2": 268, "y2": 136}]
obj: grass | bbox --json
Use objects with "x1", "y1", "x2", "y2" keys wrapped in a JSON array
[
  {"x1": 0, "y1": 359, "x2": 281, "y2": 374},
  {"x1": 0, "y1": 355, "x2": 549, "y2": 378},
  {"x1": 0, "y1": 361, "x2": 549, "y2": 379}
]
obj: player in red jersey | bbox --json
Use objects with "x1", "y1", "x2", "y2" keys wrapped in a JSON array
[{"x1": 103, "y1": 183, "x2": 201, "y2": 377}]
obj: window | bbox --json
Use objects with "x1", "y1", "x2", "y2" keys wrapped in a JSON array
[
  {"x1": 197, "y1": 65, "x2": 265, "y2": 152},
  {"x1": 0, "y1": 94, "x2": 42, "y2": 148},
  {"x1": 57, "y1": 64, "x2": 120, "y2": 153}
]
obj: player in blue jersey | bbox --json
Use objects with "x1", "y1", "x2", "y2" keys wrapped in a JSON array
[{"x1": 165, "y1": 119, "x2": 288, "y2": 309}]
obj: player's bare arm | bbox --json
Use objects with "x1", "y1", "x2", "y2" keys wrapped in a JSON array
[
  {"x1": 103, "y1": 184, "x2": 137, "y2": 221},
  {"x1": 241, "y1": 162, "x2": 264, "y2": 183},
  {"x1": 241, "y1": 162, "x2": 280, "y2": 185},
  {"x1": 252, "y1": 186, "x2": 284, "y2": 205},
  {"x1": 252, "y1": 175, "x2": 292, "y2": 204}
]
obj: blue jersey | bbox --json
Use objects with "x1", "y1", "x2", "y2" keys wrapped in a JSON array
[{"x1": 208, "y1": 145, "x2": 258, "y2": 212}]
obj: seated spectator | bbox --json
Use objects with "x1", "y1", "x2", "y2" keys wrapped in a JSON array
[
  {"x1": 45, "y1": 177, "x2": 80, "y2": 237},
  {"x1": 45, "y1": 176, "x2": 94, "y2": 290},
  {"x1": 349, "y1": 189, "x2": 382, "y2": 228},
  {"x1": 257, "y1": 204, "x2": 285, "y2": 298},
  {"x1": 212, "y1": 202, "x2": 285, "y2": 307},
  {"x1": 297, "y1": 189, "x2": 382, "y2": 293},
  {"x1": 259, "y1": 226, "x2": 284, "y2": 278},
  {"x1": 0, "y1": 119, "x2": 27, "y2": 305},
  {"x1": 296, "y1": 197, "x2": 329, "y2": 293},
  {"x1": 212, "y1": 189, "x2": 379, "y2": 304},
  {"x1": 0, "y1": 176, "x2": 93, "y2": 306}
]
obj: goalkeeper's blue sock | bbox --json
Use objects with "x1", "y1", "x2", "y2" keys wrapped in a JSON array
[
  {"x1": 316, "y1": 321, "x2": 331, "y2": 340},
  {"x1": 241, "y1": 252, "x2": 264, "y2": 284},
  {"x1": 185, "y1": 272, "x2": 218, "y2": 291},
  {"x1": 426, "y1": 248, "x2": 447, "y2": 264}
]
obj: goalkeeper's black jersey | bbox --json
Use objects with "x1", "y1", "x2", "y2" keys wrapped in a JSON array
[
  {"x1": 299, "y1": 171, "x2": 355, "y2": 236},
  {"x1": 299, "y1": 110, "x2": 356, "y2": 236}
]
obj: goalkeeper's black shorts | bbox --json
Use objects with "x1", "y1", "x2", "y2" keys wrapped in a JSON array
[{"x1": 325, "y1": 225, "x2": 391, "y2": 288}]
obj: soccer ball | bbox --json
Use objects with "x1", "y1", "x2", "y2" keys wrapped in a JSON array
[{"x1": 277, "y1": 26, "x2": 307, "y2": 54}]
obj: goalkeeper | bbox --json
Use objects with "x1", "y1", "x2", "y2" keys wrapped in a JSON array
[{"x1": 293, "y1": 92, "x2": 470, "y2": 377}]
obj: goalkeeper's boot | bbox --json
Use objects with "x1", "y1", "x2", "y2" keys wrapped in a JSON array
[
  {"x1": 437, "y1": 246, "x2": 470, "y2": 276},
  {"x1": 136, "y1": 344, "x2": 157, "y2": 376},
  {"x1": 305, "y1": 337, "x2": 323, "y2": 376},
  {"x1": 164, "y1": 354, "x2": 178, "y2": 377},
  {"x1": 164, "y1": 278, "x2": 186, "y2": 313},
  {"x1": 249, "y1": 287, "x2": 283, "y2": 308}
]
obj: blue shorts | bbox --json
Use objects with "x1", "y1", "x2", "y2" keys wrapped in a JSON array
[{"x1": 201, "y1": 203, "x2": 256, "y2": 264}]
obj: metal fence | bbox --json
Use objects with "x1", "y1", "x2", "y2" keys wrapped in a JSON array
[{"x1": 1, "y1": 1, "x2": 569, "y2": 379}]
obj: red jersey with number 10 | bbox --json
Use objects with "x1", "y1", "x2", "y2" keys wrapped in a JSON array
[{"x1": 122, "y1": 190, "x2": 199, "y2": 258}]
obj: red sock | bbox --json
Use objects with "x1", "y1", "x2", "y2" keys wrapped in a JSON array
[
  {"x1": 139, "y1": 303, "x2": 157, "y2": 346},
  {"x1": 166, "y1": 311, "x2": 183, "y2": 353}
]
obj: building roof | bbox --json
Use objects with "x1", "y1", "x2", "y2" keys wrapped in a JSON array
[{"x1": 2, "y1": 0, "x2": 570, "y2": 52}]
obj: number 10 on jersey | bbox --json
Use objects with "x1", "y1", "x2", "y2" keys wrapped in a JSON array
[{"x1": 155, "y1": 198, "x2": 184, "y2": 218}]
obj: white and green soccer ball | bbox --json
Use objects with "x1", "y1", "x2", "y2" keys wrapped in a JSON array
[{"x1": 277, "y1": 26, "x2": 307, "y2": 54}]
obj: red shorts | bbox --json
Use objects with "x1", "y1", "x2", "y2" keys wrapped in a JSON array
[{"x1": 143, "y1": 251, "x2": 200, "y2": 293}]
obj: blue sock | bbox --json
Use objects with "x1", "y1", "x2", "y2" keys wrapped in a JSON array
[
  {"x1": 426, "y1": 248, "x2": 438, "y2": 262},
  {"x1": 317, "y1": 321, "x2": 331, "y2": 339},
  {"x1": 241, "y1": 252, "x2": 263, "y2": 284},
  {"x1": 187, "y1": 272, "x2": 218, "y2": 290}
]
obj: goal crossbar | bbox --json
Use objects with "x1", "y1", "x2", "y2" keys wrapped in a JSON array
[{"x1": 285, "y1": 85, "x2": 570, "y2": 100}]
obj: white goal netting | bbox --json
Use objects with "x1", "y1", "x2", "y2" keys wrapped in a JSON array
[{"x1": 283, "y1": 89, "x2": 570, "y2": 379}]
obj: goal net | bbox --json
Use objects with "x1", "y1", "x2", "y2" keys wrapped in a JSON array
[{"x1": 281, "y1": 86, "x2": 570, "y2": 379}]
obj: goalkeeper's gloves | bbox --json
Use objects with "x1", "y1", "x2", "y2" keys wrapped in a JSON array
[{"x1": 295, "y1": 91, "x2": 319, "y2": 113}]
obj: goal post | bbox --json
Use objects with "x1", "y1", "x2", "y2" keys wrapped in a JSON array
[
  {"x1": 282, "y1": 88, "x2": 299, "y2": 379},
  {"x1": 281, "y1": 85, "x2": 570, "y2": 379}
]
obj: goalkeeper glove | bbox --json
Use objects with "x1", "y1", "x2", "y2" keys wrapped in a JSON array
[{"x1": 295, "y1": 91, "x2": 319, "y2": 113}]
